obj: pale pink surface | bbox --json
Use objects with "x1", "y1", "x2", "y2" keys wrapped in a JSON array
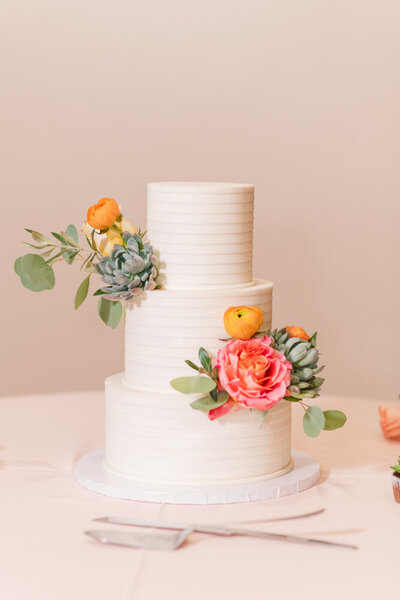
[
  {"x1": 215, "y1": 337, "x2": 291, "y2": 416},
  {"x1": 379, "y1": 404, "x2": 400, "y2": 440},
  {"x1": 0, "y1": 391, "x2": 398, "y2": 600}
]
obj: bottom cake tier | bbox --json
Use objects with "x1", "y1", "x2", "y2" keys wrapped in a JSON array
[{"x1": 105, "y1": 374, "x2": 293, "y2": 484}]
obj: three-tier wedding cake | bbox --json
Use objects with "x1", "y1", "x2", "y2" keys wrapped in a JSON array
[{"x1": 104, "y1": 183, "x2": 292, "y2": 484}]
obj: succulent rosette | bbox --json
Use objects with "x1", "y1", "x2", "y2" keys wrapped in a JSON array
[
  {"x1": 96, "y1": 232, "x2": 158, "y2": 301},
  {"x1": 170, "y1": 305, "x2": 347, "y2": 437}
]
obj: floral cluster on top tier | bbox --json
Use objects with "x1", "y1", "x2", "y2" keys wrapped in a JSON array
[
  {"x1": 170, "y1": 306, "x2": 347, "y2": 438},
  {"x1": 14, "y1": 197, "x2": 158, "y2": 328}
]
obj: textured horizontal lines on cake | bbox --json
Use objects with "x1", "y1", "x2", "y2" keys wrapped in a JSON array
[
  {"x1": 105, "y1": 373, "x2": 291, "y2": 483},
  {"x1": 147, "y1": 181, "x2": 255, "y2": 288},
  {"x1": 147, "y1": 182, "x2": 254, "y2": 195},
  {"x1": 123, "y1": 280, "x2": 273, "y2": 391}
]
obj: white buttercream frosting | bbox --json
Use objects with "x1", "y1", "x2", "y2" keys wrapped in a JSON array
[
  {"x1": 103, "y1": 182, "x2": 293, "y2": 486},
  {"x1": 124, "y1": 279, "x2": 272, "y2": 391},
  {"x1": 147, "y1": 182, "x2": 254, "y2": 289},
  {"x1": 105, "y1": 374, "x2": 292, "y2": 484}
]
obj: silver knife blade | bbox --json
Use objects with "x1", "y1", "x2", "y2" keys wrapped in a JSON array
[
  {"x1": 93, "y1": 508, "x2": 324, "y2": 532},
  {"x1": 92, "y1": 517, "x2": 357, "y2": 550}
]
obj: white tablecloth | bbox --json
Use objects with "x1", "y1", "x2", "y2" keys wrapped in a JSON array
[{"x1": 0, "y1": 391, "x2": 398, "y2": 599}]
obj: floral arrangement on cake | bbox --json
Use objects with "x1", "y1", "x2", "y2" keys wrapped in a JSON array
[
  {"x1": 14, "y1": 198, "x2": 158, "y2": 328},
  {"x1": 170, "y1": 306, "x2": 347, "y2": 438}
]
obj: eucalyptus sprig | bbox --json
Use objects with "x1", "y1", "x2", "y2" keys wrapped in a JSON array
[
  {"x1": 15, "y1": 224, "x2": 123, "y2": 329},
  {"x1": 170, "y1": 348, "x2": 229, "y2": 412}
]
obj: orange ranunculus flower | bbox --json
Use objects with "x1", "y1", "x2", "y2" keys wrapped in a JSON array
[
  {"x1": 286, "y1": 326, "x2": 310, "y2": 341},
  {"x1": 87, "y1": 197, "x2": 120, "y2": 230},
  {"x1": 223, "y1": 306, "x2": 263, "y2": 340}
]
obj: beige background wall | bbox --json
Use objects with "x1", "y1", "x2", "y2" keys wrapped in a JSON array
[{"x1": 2, "y1": 0, "x2": 399, "y2": 400}]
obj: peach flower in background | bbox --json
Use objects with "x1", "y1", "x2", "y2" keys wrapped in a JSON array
[
  {"x1": 87, "y1": 197, "x2": 120, "y2": 229},
  {"x1": 214, "y1": 337, "x2": 292, "y2": 417},
  {"x1": 379, "y1": 405, "x2": 400, "y2": 440}
]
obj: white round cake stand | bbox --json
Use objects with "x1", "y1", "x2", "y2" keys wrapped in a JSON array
[{"x1": 74, "y1": 449, "x2": 320, "y2": 505}]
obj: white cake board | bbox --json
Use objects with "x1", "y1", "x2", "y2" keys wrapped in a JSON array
[{"x1": 74, "y1": 449, "x2": 320, "y2": 505}]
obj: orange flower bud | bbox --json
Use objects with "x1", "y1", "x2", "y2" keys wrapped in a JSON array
[
  {"x1": 286, "y1": 326, "x2": 310, "y2": 341},
  {"x1": 87, "y1": 198, "x2": 120, "y2": 230},
  {"x1": 224, "y1": 306, "x2": 263, "y2": 340}
]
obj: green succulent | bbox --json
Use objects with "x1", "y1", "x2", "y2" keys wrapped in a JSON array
[
  {"x1": 390, "y1": 456, "x2": 400, "y2": 474},
  {"x1": 268, "y1": 328, "x2": 324, "y2": 400},
  {"x1": 96, "y1": 232, "x2": 157, "y2": 301}
]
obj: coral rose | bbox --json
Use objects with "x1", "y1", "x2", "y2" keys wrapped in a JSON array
[
  {"x1": 214, "y1": 337, "x2": 292, "y2": 418},
  {"x1": 224, "y1": 306, "x2": 263, "y2": 340},
  {"x1": 286, "y1": 326, "x2": 309, "y2": 341},
  {"x1": 87, "y1": 197, "x2": 120, "y2": 230}
]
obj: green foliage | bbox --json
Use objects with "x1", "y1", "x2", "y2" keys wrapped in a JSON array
[
  {"x1": 51, "y1": 231, "x2": 69, "y2": 245},
  {"x1": 190, "y1": 391, "x2": 229, "y2": 411},
  {"x1": 170, "y1": 376, "x2": 217, "y2": 394},
  {"x1": 74, "y1": 274, "x2": 91, "y2": 309},
  {"x1": 185, "y1": 360, "x2": 199, "y2": 372},
  {"x1": 303, "y1": 405, "x2": 325, "y2": 437},
  {"x1": 97, "y1": 297, "x2": 123, "y2": 329},
  {"x1": 390, "y1": 456, "x2": 400, "y2": 474},
  {"x1": 14, "y1": 254, "x2": 55, "y2": 292},
  {"x1": 323, "y1": 410, "x2": 347, "y2": 431},
  {"x1": 198, "y1": 347, "x2": 212, "y2": 373},
  {"x1": 65, "y1": 224, "x2": 79, "y2": 243}
]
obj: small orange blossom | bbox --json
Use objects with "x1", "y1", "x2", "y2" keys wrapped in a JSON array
[{"x1": 224, "y1": 306, "x2": 263, "y2": 340}]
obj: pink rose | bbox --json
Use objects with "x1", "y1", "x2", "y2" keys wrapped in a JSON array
[{"x1": 210, "y1": 337, "x2": 292, "y2": 419}]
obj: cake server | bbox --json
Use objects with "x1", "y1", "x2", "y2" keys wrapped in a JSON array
[
  {"x1": 92, "y1": 516, "x2": 357, "y2": 550},
  {"x1": 85, "y1": 528, "x2": 191, "y2": 551}
]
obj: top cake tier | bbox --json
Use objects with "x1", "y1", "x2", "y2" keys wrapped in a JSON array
[{"x1": 147, "y1": 182, "x2": 254, "y2": 289}]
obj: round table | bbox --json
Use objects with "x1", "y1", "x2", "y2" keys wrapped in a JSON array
[{"x1": 0, "y1": 391, "x2": 398, "y2": 599}]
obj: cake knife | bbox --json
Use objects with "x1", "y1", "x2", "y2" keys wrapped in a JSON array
[
  {"x1": 93, "y1": 515, "x2": 358, "y2": 550},
  {"x1": 94, "y1": 508, "x2": 325, "y2": 530}
]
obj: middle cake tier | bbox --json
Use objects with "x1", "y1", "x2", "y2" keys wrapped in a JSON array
[{"x1": 124, "y1": 279, "x2": 273, "y2": 391}]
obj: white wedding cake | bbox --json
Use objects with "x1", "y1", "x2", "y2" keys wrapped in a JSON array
[{"x1": 105, "y1": 183, "x2": 292, "y2": 484}]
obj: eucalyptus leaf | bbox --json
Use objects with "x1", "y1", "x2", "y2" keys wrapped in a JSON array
[
  {"x1": 14, "y1": 256, "x2": 23, "y2": 276},
  {"x1": 75, "y1": 274, "x2": 91, "y2": 309},
  {"x1": 24, "y1": 242, "x2": 49, "y2": 250},
  {"x1": 51, "y1": 232, "x2": 68, "y2": 245},
  {"x1": 190, "y1": 393, "x2": 229, "y2": 411},
  {"x1": 93, "y1": 288, "x2": 106, "y2": 296},
  {"x1": 323, "y1": 410, "x2": 347, "y2": 431},
  {"x1": 62, "y1": 249, "x2": 79, "y2": 264},
  {"x1": 65, "y1": 224, "x2": 79, "y2": 243},
  {"x1": 209, "y1": 387, "x2": 218, "y2": 402},
  {"x1": 170, "y1": 376, "x2": 217, "y2": 394},
  {"x1": 198, "y1": 347, "x2": 212, "y2": 373},
  {"x1": 40, "y1": 249, "x2": 54, "y2": 259},
  {"x1": 29, "y1": 230, "x2": 53, "y2": 245},
  {"x1": 14, "y1": 254, "x2": 55, "y2": 292},
  {"x1": 303, "y1": 405, "x2": 325, "y2": 437},
  {"x1": 97, "y1": 297, "x2": 123, "y2": 329},
  {"x1": 185, "y1": 360, "x2": 199, "y2": 372}
]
